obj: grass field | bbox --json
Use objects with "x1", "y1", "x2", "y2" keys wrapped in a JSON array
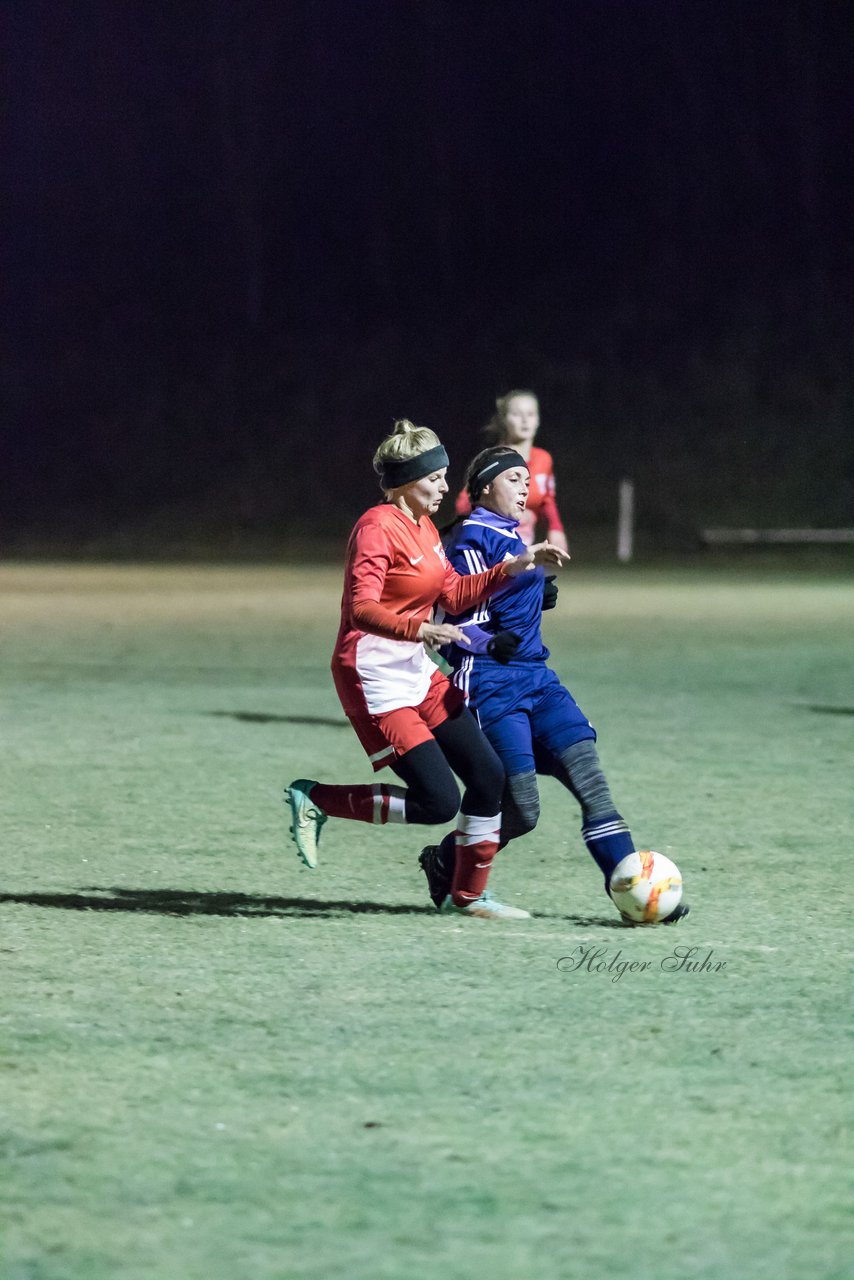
[{"x1": 1, "y1": 562, "x2": 852, "y2": 1280}]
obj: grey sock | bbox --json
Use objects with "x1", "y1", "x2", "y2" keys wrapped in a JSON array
[
  {"x1": 501, "y1": 771, "x2": 540, "y2": 844},
  {"x1": 553, "y1": 739, "x2": 618, "y2": 822}
]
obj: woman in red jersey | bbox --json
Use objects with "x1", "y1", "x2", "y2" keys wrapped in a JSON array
[
  {"x1": 286, "y1": 418, "x2": 569, "y2": 920},
  {"x1": 455, "y1": 390, "x2": 568, "y2": 550}
]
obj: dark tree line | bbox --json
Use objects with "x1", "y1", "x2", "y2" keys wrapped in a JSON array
[{"x1": 4, "y1": 0, "x2": 852, "y2": 548}]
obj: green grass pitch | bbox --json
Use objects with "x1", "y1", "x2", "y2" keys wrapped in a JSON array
[{"x1": 1, "y1": 562, "x2": 852, "y2": 1280}]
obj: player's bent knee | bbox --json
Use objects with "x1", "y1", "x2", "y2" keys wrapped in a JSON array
[
  {"x1": 418, "y1": 783, "x2": 461, "y2": 826},
  {"x1": 519, "y1": 803, "x2": 540, "y2": 836},
  {"x1": 430, "y1": 796, "x2": 463, "y2": 826},
  {"x1": 509, "y1": 800, "x2": 539, "y2": 838},
  {"x1": 503, "y1": 771, "x2": 540, "y2": 840}
]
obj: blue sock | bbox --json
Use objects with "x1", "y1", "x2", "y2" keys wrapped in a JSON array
[{"x1": 581, "y1": 813, "x2": 634, "y2": 886}]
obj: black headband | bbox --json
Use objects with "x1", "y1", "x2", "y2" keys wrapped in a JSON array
[
  {"x1": 469, "y1": 450, "x2": 528, "y2": 498},
  {"x1": 380, "y1": 443, "x2": 449, "y2": 490}
]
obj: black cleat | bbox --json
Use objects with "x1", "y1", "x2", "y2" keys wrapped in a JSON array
[
  {"x1": 419, "y1": 844, "x2": 454, "y2": 911},
  {"x1": 617, "y1": 902, "x2": 691, "y2": 927}
]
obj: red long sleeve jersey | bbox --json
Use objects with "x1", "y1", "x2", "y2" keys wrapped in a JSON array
[
  {"x1": 331, "y1": 503, "x2": 508, "y2": 717},
  {"x1": 455, "y1": 445, "x2": 565, "y2": 534}
]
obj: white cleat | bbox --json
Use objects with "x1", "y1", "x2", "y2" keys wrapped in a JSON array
[
  {"x1": 285, "y1": 778, "x2": 326, "y2": 868},
  {"x1": 440, "y1": 890, "x2": 530, "y2": 920}
]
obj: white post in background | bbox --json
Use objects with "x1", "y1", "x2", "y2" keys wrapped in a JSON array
[{"x1": 617, "y1": 478, "x2": 635, "y2": 562}]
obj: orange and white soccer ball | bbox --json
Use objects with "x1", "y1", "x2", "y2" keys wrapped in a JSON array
[{"x1": 609, "y1": 851, "x2": 683, "y2": 924}]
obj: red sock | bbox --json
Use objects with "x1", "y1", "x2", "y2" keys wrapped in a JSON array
[
  {"x1": 309, "y1": 782, "x2": 407, "y2": 825},
  {"x1": 451, "y1": 812, "x2": 501, "y2": 905}
]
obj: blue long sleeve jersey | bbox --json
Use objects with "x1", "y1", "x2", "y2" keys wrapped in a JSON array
[{"x1": 439, "y1": 507, "x2": 549, "y2": 667}]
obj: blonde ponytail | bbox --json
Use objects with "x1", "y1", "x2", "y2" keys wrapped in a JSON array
[{"x1": 373, "y1": 419, "x2": 442, "y2": 475}]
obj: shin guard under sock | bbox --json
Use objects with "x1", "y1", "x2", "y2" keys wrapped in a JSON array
[{"x1": 451, "y1": 811, "x2": 501, "y2": 906}]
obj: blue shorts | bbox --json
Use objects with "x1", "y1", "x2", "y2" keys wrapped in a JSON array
[{"x1": 459, "y1": 660, "x2": 596, "y2": 777}]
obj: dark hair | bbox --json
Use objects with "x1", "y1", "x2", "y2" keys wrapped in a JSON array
[{"x1": 465, "y1": 445, "x2": 525, "y2": 505}]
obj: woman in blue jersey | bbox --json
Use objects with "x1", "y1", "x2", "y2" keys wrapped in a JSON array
[{"x1": 420, "y1": 444, "x2": 688, "y2": 925}]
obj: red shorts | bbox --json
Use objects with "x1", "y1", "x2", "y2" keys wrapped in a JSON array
[{"x1": 347, "y1": 667, "x2": 465, "y2": 771}]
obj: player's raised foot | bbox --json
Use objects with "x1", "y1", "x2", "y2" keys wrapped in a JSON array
[
  {"x1": 419, "y1": 844, "x2": 454, "y2": 910},
  {"x1": 439, "y1": 890, "x2": 531, "y2": 920},
  {"x1": 617, "y1": 902, "x2": 691, "y2": 927},
  {"x1": 285, "y1": 778, "x2": 327, "y2": 868}
]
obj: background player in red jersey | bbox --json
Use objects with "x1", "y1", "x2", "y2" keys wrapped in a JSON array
[
  {"x1": 286, "y1": 418, "x2": 569, "y2": 920},
  {"x1": 455, "y1": 390, "x2": 568, "y2": 550}
]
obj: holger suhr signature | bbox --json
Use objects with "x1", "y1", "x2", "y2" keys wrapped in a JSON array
[{"x1": 557, "y1": 945, "x2": 726, "y2": 982}]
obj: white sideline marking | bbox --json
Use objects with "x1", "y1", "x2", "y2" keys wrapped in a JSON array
[{"x1": 702, "y1": 528, "x2": 854, "y2": 544}]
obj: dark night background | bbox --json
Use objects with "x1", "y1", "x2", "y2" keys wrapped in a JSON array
[{"x1": 4, "y1": 0, "x2": 853, "y2": 555}]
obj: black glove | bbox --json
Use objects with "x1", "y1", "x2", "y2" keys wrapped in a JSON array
[
  {"x1": 486, "y1": 630, "x2": 521, "y2": 664},
  {"x1": 542, "y1": 575, "x2": 559, "y2": 611}
]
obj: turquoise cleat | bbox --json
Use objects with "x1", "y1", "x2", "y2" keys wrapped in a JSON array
[
  {"x1": 439, "y1": 889, "x2": 530, "y2": 920},
  {"x1": 285, "y1": 779, "x2": 327, "y2": 868}
]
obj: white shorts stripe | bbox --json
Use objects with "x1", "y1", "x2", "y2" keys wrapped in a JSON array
[{"x1": 453, "y1": 654, "x2": 474, "y2": 703}]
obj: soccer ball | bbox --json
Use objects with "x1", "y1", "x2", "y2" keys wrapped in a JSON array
[{"x1": 608, "y1": 851, "x2": 683, "y2": 924}]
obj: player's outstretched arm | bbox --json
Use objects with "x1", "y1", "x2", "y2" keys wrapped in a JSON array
[
  {"x1": 503, "y1": 541, "x2": 571, "y2": 577},
  {"x1": 417, "y1": 621, "x2": 472, "y2": 649}
]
